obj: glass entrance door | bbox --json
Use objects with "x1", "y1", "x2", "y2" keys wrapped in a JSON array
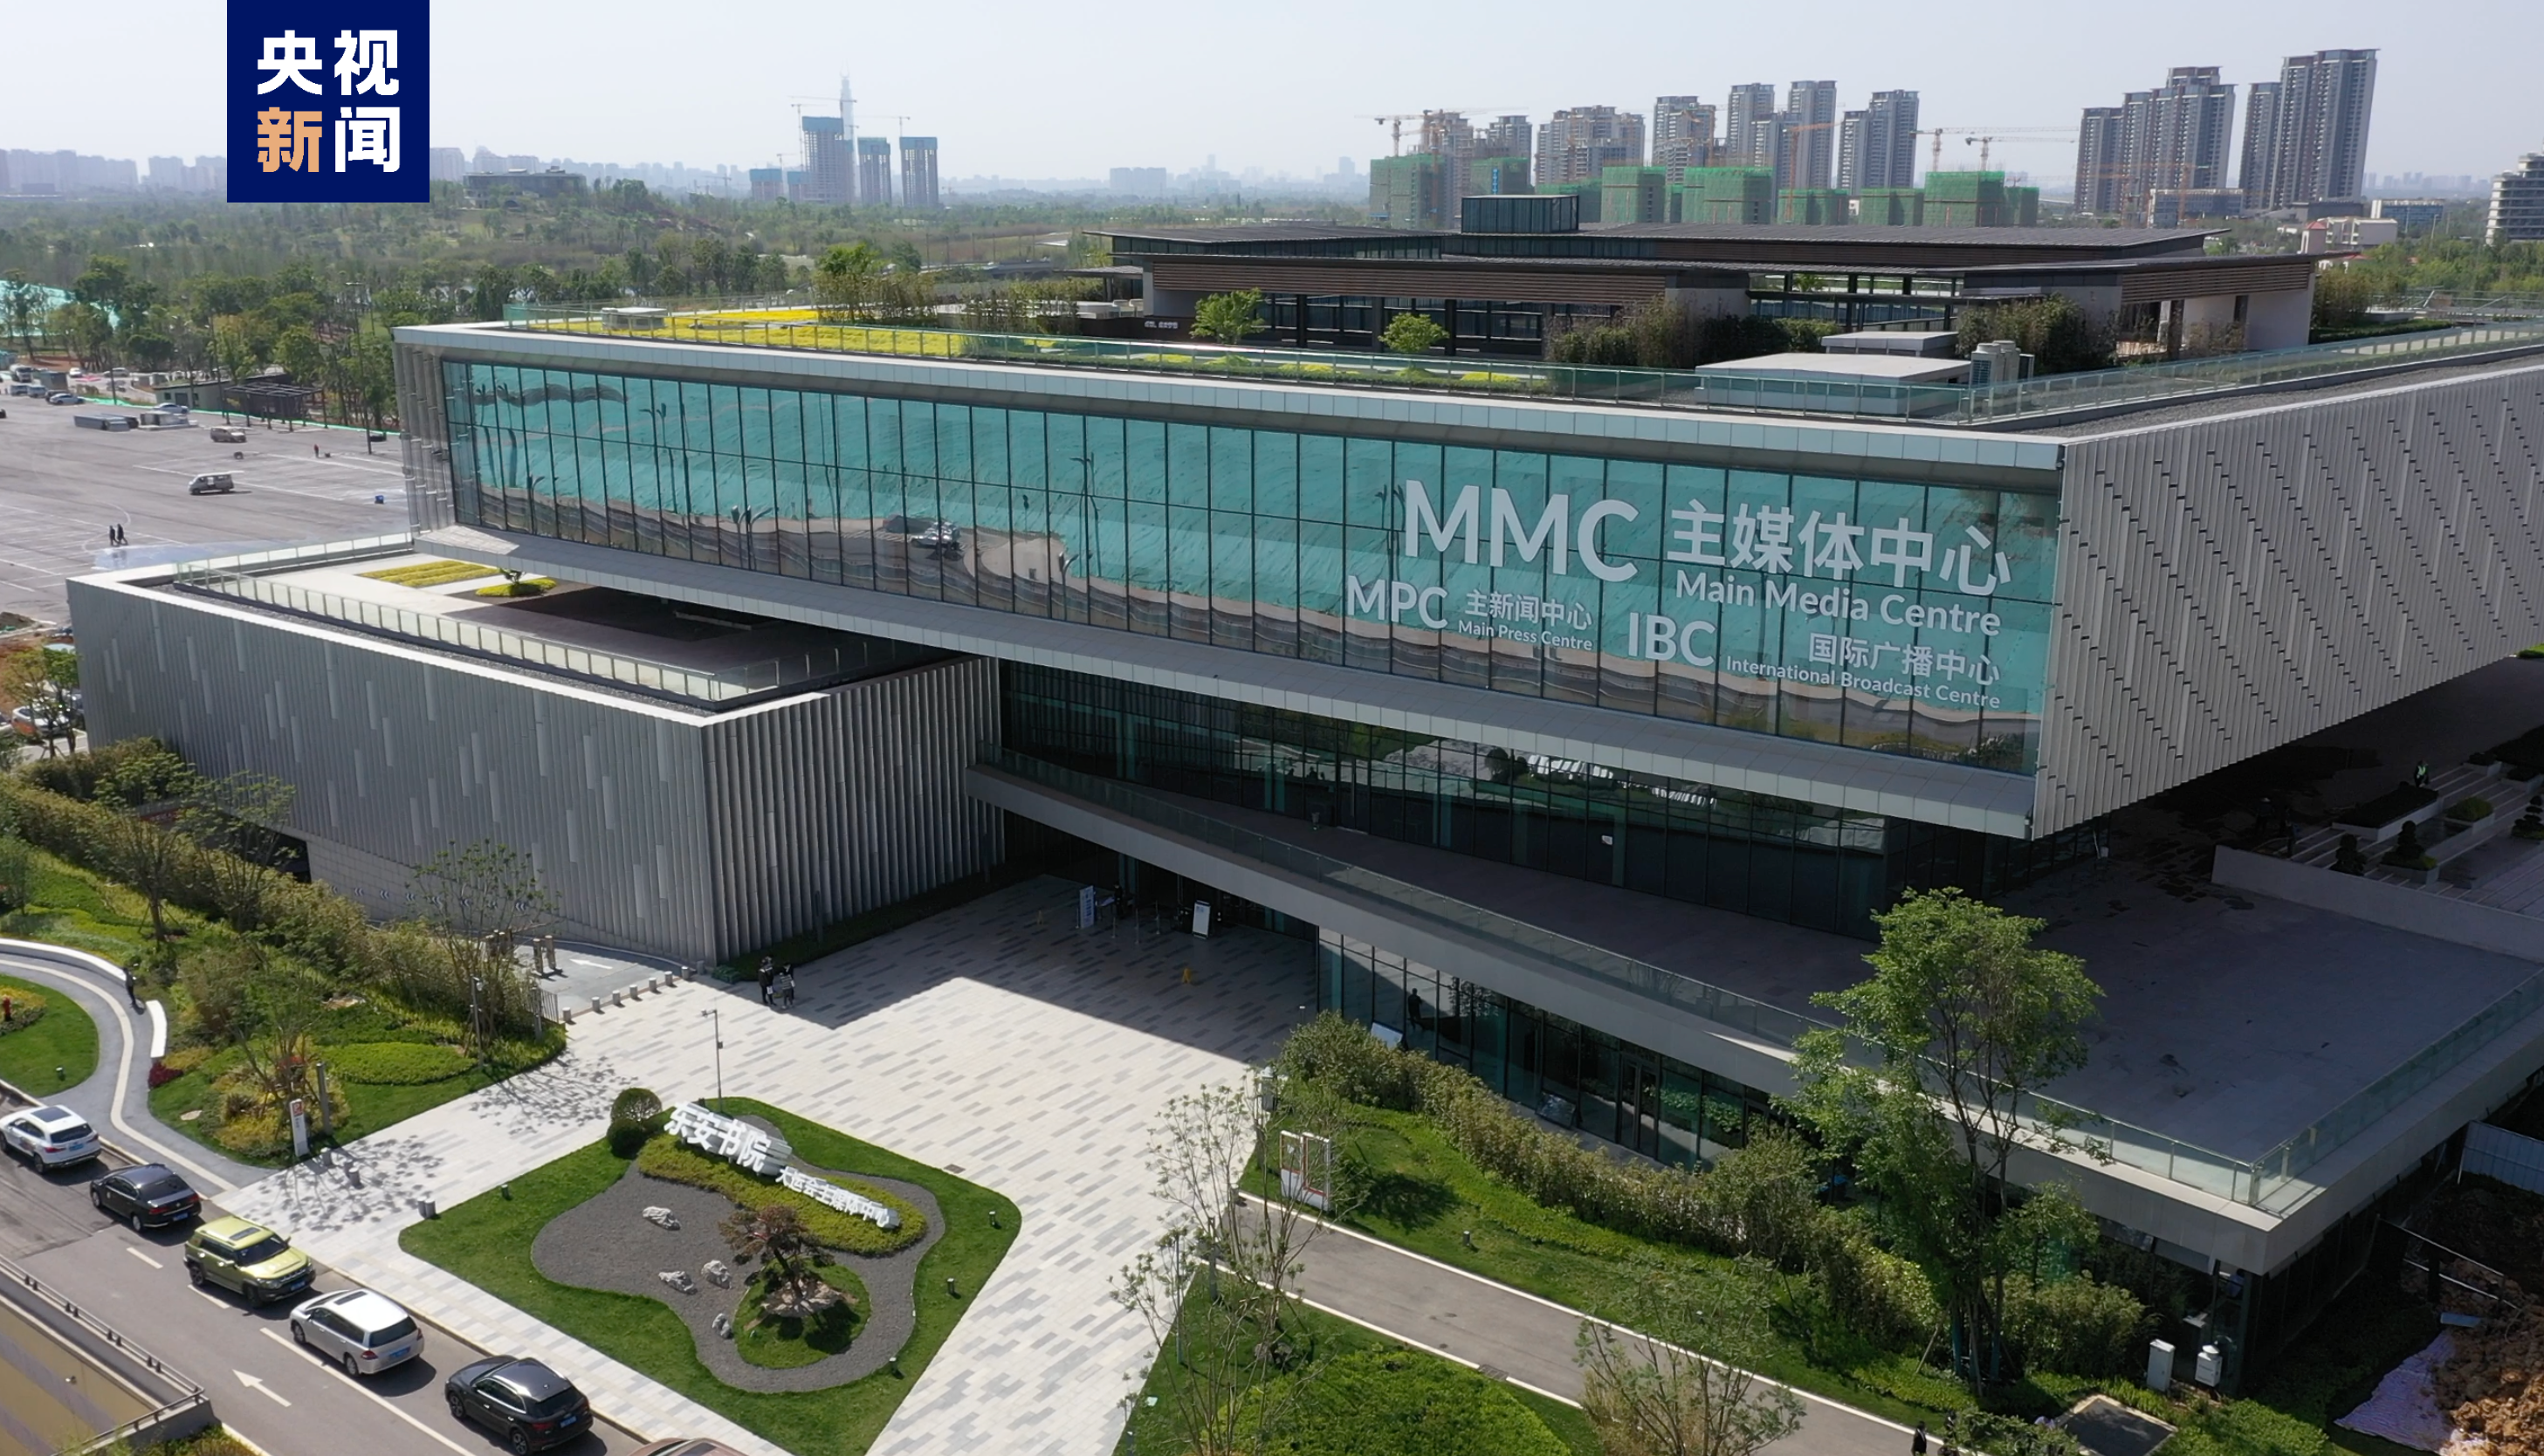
[{"x1": 1619, "y1": 1054, "x2": 1664, "y2": 1160}]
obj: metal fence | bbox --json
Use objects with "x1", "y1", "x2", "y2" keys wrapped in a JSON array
[{"x1": 0, "y1": 1249, "x2": 209, "y2": 1454}]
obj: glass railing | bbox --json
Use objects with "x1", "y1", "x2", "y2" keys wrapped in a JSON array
[
  {"x1": 980, "y1": 747, "x2": 2259, "y2": 1198},
  {"x1": 505, "y1": 299, "x2": 2544, "y2": 428},
  {"x1": 169, "y1": 553, "x2": 894, "y2": 704},
  {"x1": 980, "y1": 745, "x2": 2544, "y2": 1212}
]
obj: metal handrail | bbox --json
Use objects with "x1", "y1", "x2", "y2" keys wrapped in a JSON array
[
  {"x1": 0, "y1": 1247, "x2": 207, "y2": 1451},
  {"x1": 168, "y1": 556, "x2": 877, "y2": 704}
]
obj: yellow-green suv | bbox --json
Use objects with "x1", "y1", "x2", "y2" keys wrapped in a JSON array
[{"x1": 183, "y1": 1217, "x2": 314, "y2": 1305}]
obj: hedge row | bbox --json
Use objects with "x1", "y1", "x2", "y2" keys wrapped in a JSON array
[
  {"x1": 0, "y1": 766, "x2": 539, "y2": 1031},
  {"x1": 633, "y1": 1134, "x2": 927, "y2": 1256}
]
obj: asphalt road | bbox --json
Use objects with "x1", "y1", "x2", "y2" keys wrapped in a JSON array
[
  {"x1": 0, "y1": 1123, "x2": 646, "y2": 1456},
  {"x1": 0, "y1": 403, "x2": 410, "y2": 624}
]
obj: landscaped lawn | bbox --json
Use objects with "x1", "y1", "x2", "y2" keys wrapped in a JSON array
[
  {"x1": 0, "y1": 971, "x2": 99, "y2": 1092},
  {"x1": 402, "y1": 1099, "x2": 1019, "y2": 1456},
  {"x1": 1269, "y1": 1102, "x2": 2440, "y2": 1456},
  {"x1": 1110, "y1": 1278, "x2": 1601, "y2": 1456},
  {"x1": 145, "y1": 995, "x2": 562, "y2": 1166}
]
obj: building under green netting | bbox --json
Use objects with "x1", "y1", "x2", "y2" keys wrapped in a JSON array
[
  {"x1": 1600, "y1": 166, "x2": 1667, "y2": 224},
  {"x1": 1467, "y1": 155, "x2": 1531, "y2": 197},
  {"x1": 1776, "y1": 188, "x2": 1851, "y2": 225},
  {"x1": 1924, "y1": 169, "x2": 2010, "y2": 227},
  {"x1": 2005, "y1": 184, "x2": 2041, "y2": 226},
  {"x1": 1544, "y1": 179, "x2": 1602, "y2": 223},
  {"x1": 1672, "y1": 167, "x2": 1774, "y2": 223},
  {"x1": 1856, "y1": 187, "x2": 1923, "y2": 225},
  {"x1": 1371, "y1": 154, "x2": 1449, "y2": 230}
]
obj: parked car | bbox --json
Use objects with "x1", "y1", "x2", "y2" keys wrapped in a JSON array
[
  {"x1": 89, "y1": 1163, "x2": 202, "y2": 1229},
  {"x1": 209, "y1": 425, "x2": 248, "y2": 443},
  {"x1": 445, "y1": 1356, "x2": 592, "y2": 1453},
  {"x1": 290, "y1": 1288, "x2": 423, "y2": 1377},
  {"x1": 185, "y1": 472, "x2": 237, "y2": 495},
  {"x1": 47, "y1": 392, "x2": 79, "y2": 405},
  {"x1": 0, "y1": 1105, "x2": 102, "y2": 1168},
  {"x1": 182, "y1": 1216, "x2": 314, "y2": 1304}
]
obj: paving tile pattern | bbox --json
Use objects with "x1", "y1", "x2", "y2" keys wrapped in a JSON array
[{"x1": 223, "y1": 878, "x2": 1316, "y2": 1455}]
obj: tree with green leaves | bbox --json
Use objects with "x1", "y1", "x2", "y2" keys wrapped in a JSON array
[
  {"x1": 407, "y1": 840, "x2": 558, "y2": 1047},
  {"x1": 1189, "y1": 289, "x2": 1269, "y2": 345},
  {"x1": 1786, "y1": 889, "x2": 2101, "y2": 1392},
  {"x1": 813, "y1": 242, "x2": 883, "y2": 319},
  {"x1": 3, "y1": 270, "x2": 46, "y2": 356},
  {"x1": 178, "y1": 772, "x2": 298, "y2": 944},
  {"x1": 1113, "y1": 1077, "x2": 1337, "y2": 1456},
  {"x1": 1379, "y1": 311, "x2": 1447, "y2": 355},
  {"x1": 1577, "y1": 1259, "x2": 1804, "y2": 1456}
]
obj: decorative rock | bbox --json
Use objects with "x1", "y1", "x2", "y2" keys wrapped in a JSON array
[
  {"x1": 642, "y1": 1205, "x2": 681, "y2": 1230},
  {"x1": 703, "y1": 1260, "x2": 732, "y2": 1288},
  {"x1": 658, "y1": 1270, "x2": 697, "y2": 1295}
]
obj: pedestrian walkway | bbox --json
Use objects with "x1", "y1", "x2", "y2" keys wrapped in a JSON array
[
  {"x1": 221, "y1": 878, "x2": 1316, "y2": 1455},
  {"x1": 0, "y1": 939, "x2": 261, "y2": 1193},
  {"x1": 1269, "y1": 1201, "x2": 1912, "y2": 1456}
]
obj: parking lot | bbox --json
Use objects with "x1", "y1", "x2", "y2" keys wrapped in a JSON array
[{"x1": 0, "y1": 403, "x2": 411, "y2": 625}]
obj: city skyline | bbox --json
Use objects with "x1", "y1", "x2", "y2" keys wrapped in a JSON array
[{"x1": 0, "y1": 0, "x2": 2532, "y2": 195}]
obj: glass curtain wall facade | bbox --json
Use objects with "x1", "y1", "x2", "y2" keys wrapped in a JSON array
[
  {"x1": 440, "y1": 360, "x2": 2059, "y2": 772},
  {"x1": 1005, "y1": 661, "x2": 1900, "y2": 934},
  {"x1": 1320, "y1": 931, "x2": 1776, "y2": 1168}
]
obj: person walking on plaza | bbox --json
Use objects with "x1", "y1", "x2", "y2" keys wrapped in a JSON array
[
  {"x1": 1913, "y1": 1422, "x2": 1929, "y2": 1455},
  {"x1": 757, "y1": 957, "x2": 774, "y2": 1006},
  {"x1": 774, "y1": 967, "x2": 797, "y2": 1011}
]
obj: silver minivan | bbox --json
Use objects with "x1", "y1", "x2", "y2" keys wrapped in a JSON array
[
  {"x1": 289, "y1": 1288, "x2": 423, "y2": 1376},
  {"x1": 185, "y1": 472, "x2": 237, "y2": 495}
]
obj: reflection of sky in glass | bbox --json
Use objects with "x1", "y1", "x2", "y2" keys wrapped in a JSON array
[{"x1": 449, "y1": 362, "x2": 2060, "y2": 773}]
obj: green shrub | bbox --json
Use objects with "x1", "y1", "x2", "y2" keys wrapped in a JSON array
[
  {"x1": 321, "y1": 1040, "x2": 471, "y2": 1085},
  {"x1": 1239, "y1": 1349, "x2": 1568, "y2": 1456},
  {"x1": 609, "y1": 1087, "x2": 664, "y2": 1155},
  {"x1": 18, "y1": 738, "x2": 196, "y2": 804},
  {"x1": 1282, "y1": 1013, "x2": 1717, "y2": 1247},
  {"x1": 635, "y1": 1135, "x2": 924, "y2": 1255},
  {"x1": 0, "y1": 986, "x2": 48, "y2": 1035},
  {"x1": 2004, "y1": 1271, "x2": 2153, "y2": 1378},
  {"x1": 1964, "y1": 1410, "x2": 2082, "y2": 1456},
  {"x1": 2449, "y1": 796, "x2": 2494, "y2": 821},
  {"x1": 1807, "y1": 1217, "x2": 1941, "y2": 1350}
]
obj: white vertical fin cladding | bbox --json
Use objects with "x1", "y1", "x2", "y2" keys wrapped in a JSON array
[{"x1": 2039, "y1": 364, "x2": 2544, "y2": 834}]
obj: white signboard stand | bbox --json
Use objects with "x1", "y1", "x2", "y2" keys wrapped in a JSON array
[
  {"x1": 1192, "y1": 901, "x2": 1213, "y2": 938},
  {"x1": 1279, "y1": 1130, "x2": 1332, "y2": 1211}
]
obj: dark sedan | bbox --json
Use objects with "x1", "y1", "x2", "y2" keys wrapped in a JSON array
[
  {"x1": 444, "y1": 1356, "x2": 592, "y2": 1453},
  {"x1": 89, "y1": 1164, "x2": 202, "y2": 1229}
]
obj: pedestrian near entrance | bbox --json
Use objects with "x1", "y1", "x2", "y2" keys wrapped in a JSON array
[
  {"x1": 774, "y1": 968, "x2": 797, "y2": 1011},
  {"x1": 1913, "y1": 1422, "x2": 1929, "y2": 1454},
  {"x1": 757, "y1": 957, "x2": 774, "y2": 1005}
]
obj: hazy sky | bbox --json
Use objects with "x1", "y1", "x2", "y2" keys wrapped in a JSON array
[{"x1": 8, "y1": 0, "x2": 2535, "y2": 183}]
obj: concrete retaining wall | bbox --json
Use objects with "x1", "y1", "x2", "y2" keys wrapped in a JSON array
[{"x1": 2211, "y1": 846, "x2": 2544, "y2": 963}]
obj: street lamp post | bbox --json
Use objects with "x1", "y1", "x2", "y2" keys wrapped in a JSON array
[{"x1": 700, "y1": 1007, "x2": 725, "y2": 1109}]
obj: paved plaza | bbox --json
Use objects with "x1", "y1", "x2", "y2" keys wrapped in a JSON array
[{"x1": 223, "y1": 877, "x2": 1317, "y2": 1454}]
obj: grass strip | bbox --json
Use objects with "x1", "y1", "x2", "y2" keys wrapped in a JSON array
[{"x1": 402, "y1": 1098, "x2": 1017, "y2": 1456}]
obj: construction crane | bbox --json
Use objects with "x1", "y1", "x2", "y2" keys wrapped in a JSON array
[
  {"x1": 1963, "y1": 132, "x2": 2075, "y2": 170},
  {"x1": 1920, "y1": 127, "x2": 2073, "y2": 175},
  {"x1": 1371, "y1": 107, "x2": 1518, "y2": 157}
]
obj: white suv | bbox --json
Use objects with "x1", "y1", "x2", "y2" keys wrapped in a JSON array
[
  {"x1": 1, "y1": 1106, "x2": 103, "y2": 1169},
  {"x1": 290, "y1": 1289, "x2": 424, "y2": 1377}
]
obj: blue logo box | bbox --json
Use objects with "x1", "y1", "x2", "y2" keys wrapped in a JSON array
[{"x1": 227, "y1": 3, "x2": 430, "y2": 203}]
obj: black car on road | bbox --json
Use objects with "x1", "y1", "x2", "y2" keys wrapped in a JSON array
[
  {"x1": 89, "y1": 1163, "x2": 202, "y2": 1229},
  {"x1": 445, "y1": 1356, "x2": 592, "y2": 1453}
]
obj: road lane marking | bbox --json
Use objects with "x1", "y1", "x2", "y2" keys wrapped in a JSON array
[
  {"x1": 265, "y1": 1325, "x2": 479, "y2": 1456},
  {"x1": 234, "y1": 1369, "x2": 292, "y2": 1406},
  {"x1": 125, "y1": 1247, "x2": 162, "y2": 1269},
  {"x1": 195, "y1": 1289, "x2": 227, "y2": 1308}
]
